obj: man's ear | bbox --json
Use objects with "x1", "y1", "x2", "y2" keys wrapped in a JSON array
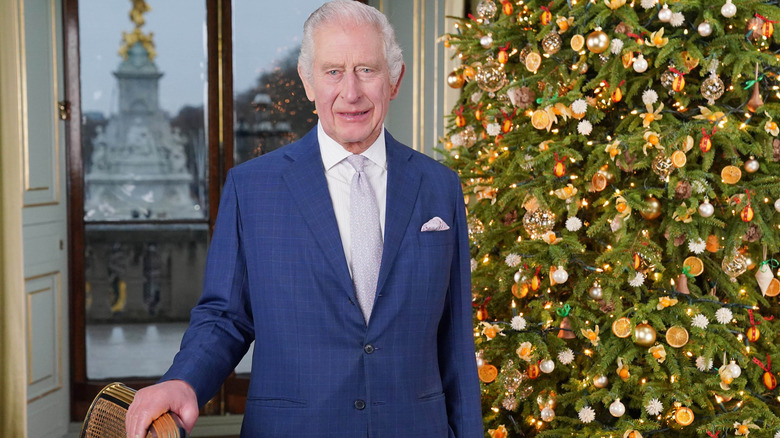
[
  {"x1": 389, "y1": 63, "x2": 405, "y2": 101},
  {"x1": 298, "y1": 66, "x2": 315, "y2": 102}
]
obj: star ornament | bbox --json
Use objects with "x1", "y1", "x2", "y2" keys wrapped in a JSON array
[
  {"x1": 579, "y1": 406, "x2": 596, "y2": 423},
  {"x1": 645, "y1": 398, "x2": 663, "y2": 416}
]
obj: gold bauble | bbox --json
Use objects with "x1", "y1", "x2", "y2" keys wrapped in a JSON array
[
  {"x1": 447, "y1": 71, "x2": 465, "y2": 89},
  {"x1": 634, "y1": 322, "x2": 656, "y2": 347},
  {"x1": 640, "y1": 195, "x2": 662, "y2": 220},
  {"x1": 586, "y1": 30, "x2": 610, "y2": 54}
]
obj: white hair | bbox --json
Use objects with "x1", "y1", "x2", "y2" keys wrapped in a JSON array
[{"x1": 298, "y1": 0, "x2": 404, "y2": 85}]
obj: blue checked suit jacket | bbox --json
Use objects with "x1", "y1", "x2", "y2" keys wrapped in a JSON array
[{"x1": 162, "y1": 128, "x2": 483, "y2": 438}]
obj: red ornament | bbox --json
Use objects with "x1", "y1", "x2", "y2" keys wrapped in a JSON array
[
  {"x1": 454, "y1": 105, "x2": 466, "y2": 128},
  {"x1": 632, "y1": 253, "x2": 641, "y2": 270},
  {"x1": 700, "y1": 127, "x2": 714, "y2": 153},
  {"x1": 528, "y1": 363, "x2": 541, "y2": 379},
  {"x1": 502, "y1": 118, "x2": 512, "y2": 133},
  {"x1": 553, "y1": 153, "x2": 567, "y2": 177},
  {"x1": 540, "y1": 6, "x2": 552, "y2": 25},
  {"x1": 741, "y1": 205, "x2": 754, "y2": 222},
  {"x1": 753, "y1": 354, "x2": 777, "y2": 390},
  {"x1": 764, "y1": 372, "x2": 777, "y2": 390},
  {"x1": 475, "y1": 297, "x2": 491, "y2": 321},
  {"x1": 502, "y1": 1, "x2": 513, "y2": 16},
  {"x1": 474, "y1": 108, "x2": 483, "y2": 121},
  {"x1": 746, "y1": 325, "x2": 760, "y2": 342},
  {"x1": 673, "y1": 75, "x2": 685, "y2": 92},
  {"x1": 498, "y1": 49, "x2": 509, "y2": 64}
]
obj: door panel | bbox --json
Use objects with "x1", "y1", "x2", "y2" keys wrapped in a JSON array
[{"x1": 20, "y1": 0, "x2": 70, "y2": 436}]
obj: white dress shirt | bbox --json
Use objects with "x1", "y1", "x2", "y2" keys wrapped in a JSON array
[{"x1": 317, "y1": 123, "x2": 387, "y2": 275}]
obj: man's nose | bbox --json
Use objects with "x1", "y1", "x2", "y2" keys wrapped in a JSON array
[{"x1": 340, "y1": 72, "x2": 361, "y2": 102}]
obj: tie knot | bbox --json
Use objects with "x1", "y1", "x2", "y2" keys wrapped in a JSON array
[{"x1": 346, "y1": 154, "x2": 369, "y2": 172}]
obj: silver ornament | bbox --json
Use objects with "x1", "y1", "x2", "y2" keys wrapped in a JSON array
[
  {"x1": 698, "y1": 200, "x2": 715, "y2": 218},
  {"x1": 658, "y1": 5, "x2": 672, "y2": 22},
  {"x1": 474, "y1": 58, "x2": 507, "y2": 93},
  {"x1": 540, "y1": 359, "x2": 555, "y2": 374},
  {"x1": 698, "y1": 21, "x2": 713, "y2": 37},
  {"x1": 652, "y1": 153, "x2": 674, "y2": 181},
  {"x1": 744, "y1": 157, "x2": 759, "y2": 173},
  {"x1": 589, "y1": 285, "x2": 603, "y2": 300},
  {"x1": 593, "y1": 375, "x2": 609, "y2": 388},
  {"x1": 609, "y1": 399, "x2": 626, "y2": 417},
  {"x1": 661, "y1": 71, "x2": 677, "y2": 90},
  {"x1": 480, "y1": 34, "x2": 494, "y2": 49},
  {"x1": 775, "y1": 198, "x2": 780, "y2": 212},
  {"x1": 542, "y1": 31, "x2": 563, "y2": 55},
  {"x1": 502, "y1": 395, "x2": 518, "y2": 411},
  {"x1": 722, "y1": 252, "x2": 748, "y2": 281},
  {"x1": 522, "y1": 208, "x2": 556, "y2": 239},
  {"x1": 541, "y1": 406, "x2": 556, "y2": 422},
  {"x1": 476, "y1": 0, "x2": 498, "y2": 21},
  {"x1": 701, "y1": 74, "x2": 725, "y2": 105}
]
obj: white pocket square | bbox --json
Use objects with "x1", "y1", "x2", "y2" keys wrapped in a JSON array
[{"x1": 421, "y1": 217, "x2": 450, "y2": 232}]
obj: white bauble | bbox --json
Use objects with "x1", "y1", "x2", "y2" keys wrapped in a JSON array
[
  {"x1": 744, "y1": 158, "x2": 759, "y2": 173},
  {"x1": 658, "y1": 4, "x2": 672, "y2": 22},
  {"x1": 727, "y1": 360, "x2": 742, "y2": 378},
  {"x1": 721, "y1": 0, "x2": 736, "y2": 18},
  {"x1": 775, "y1": 198, "x2": 780, "y2": 213},
  {"x1": 698, "y1": 200, "x2": 715, "y2": 218},
  {"x1": 633, "y1": 55, "x2": 648, "y2": 73},
  {"x1": 552, "y1": 267, "x2": 569, "y2": 284},
  {"x1": 541, "y1": 406, "x2": 556, "y2": 422},
  {"x1": 609, "y1": 399, "x2": 626, "y2": 417},
  {"x1": 540, "y1": 359, "x2": 555, "y2": 374},
  {"x1": 480, "y1": 35, "x2": 493, "y2": 48},
  {"x1": 698, "y1": 21, "x2": 712, "y2": 37},
  {"x1": 589, "y1": 286, "x2": 603, "y2": 300}
]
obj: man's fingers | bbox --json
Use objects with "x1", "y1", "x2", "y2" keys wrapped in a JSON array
[{"x1": 125, "y1": 380, "x2": 198, "y2": 438}]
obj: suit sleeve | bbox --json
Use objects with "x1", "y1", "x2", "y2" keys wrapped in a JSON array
[
  {"x1": 161, "y1": 170, "x2": 255, "y2": 406},
  {"x1": 438, "y1": 170, "x2": 484, "y2": 437}
]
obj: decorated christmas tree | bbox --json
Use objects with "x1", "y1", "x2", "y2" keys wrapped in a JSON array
[{"x1": 442, "y1": 0, "x2": 780, "y2": 436}]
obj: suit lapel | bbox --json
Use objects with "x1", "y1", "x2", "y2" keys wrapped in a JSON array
[
  {"x1": 281, "y1": 133, "x2": 354, "y2": 296},
  {"x1": 376, "y1": 132, "x2": 422, "y2": 295}
]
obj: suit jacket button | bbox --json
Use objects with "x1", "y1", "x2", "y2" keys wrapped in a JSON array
[
  {"x1": 354, "y1": 399, "x2": 366, "y2": 410},
  {"x1": 363, "y1": 344, "x2": 375, "y2": 354}
]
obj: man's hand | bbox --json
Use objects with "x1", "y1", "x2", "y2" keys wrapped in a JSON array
[{"x1": 126, "y1": 379, "x2": 199, "y2": 438}]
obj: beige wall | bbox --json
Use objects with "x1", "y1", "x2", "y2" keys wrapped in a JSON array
[{"x1": 0, "y1": 0, "x2": 28, "y2": 435}]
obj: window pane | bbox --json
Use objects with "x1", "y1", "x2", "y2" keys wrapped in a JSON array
[
  {"x1": 79, "y1": 0, "x2": 208, "y2": 379},
  {"x1": 232, "y1": 1, "x2": 325, "y2": 164}
]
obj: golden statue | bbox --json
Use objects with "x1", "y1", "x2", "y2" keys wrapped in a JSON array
[
  {"x1": 119, "y1": 0, "x2": 156, "y2": 61},
  {"x1": 129, "y1": 0, "x2": 150, "y2": 28}
]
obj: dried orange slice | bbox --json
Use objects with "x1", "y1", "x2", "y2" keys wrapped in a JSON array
[
  {"x1": 683, "y1": 256, "x2": 704, "y2": 277},
  {"x1": 671, "y1": 150, "x2": 687, "y2": 168},
  {"x1": 674, "y1": 406, "x2": 694, "y2": 426},
  {"x1": 766, "y1": 278, "x2": 780, "y2": 297},
  {"x1": 525, "y1": 52, "x2": 542, "y2": 73},
  {"x1": 570, "y1": 34, "x2": 585, "y2": 51},
  {"x1": 721, "y1": 165, "x2": 742, "y2": 184},
  {"x1": 531, "y1": 109, "x2": 550, "y2": 130},
  {"x1": 612, "y1": 317, "x2": 632, "y2": 338},
  {"x1": 478, "y1": 364, "x2": 498, "y2": 383},
  {"x1": 591, "y1": 173, "x2": 607, "y2": 192},
  {"x1": 666, "y1": 325, "x2": 689, "y2": 348}
]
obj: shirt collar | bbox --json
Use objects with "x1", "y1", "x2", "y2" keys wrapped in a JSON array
[{"x1": 318, "y1": 122, "x2": 387, "y2": 171}]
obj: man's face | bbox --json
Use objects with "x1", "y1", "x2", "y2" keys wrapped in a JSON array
[{"x1": 299, "y1": 22, "x2": 404, "y2": 154}]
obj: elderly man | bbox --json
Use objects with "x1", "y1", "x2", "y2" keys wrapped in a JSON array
[{"x1": 126, "y1": 1, "x2": 482, "y2": 437}]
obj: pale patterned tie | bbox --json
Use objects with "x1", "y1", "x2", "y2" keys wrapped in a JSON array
[{"x1": 346, "y1": 154, "x2": 383, "y2": 323}]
